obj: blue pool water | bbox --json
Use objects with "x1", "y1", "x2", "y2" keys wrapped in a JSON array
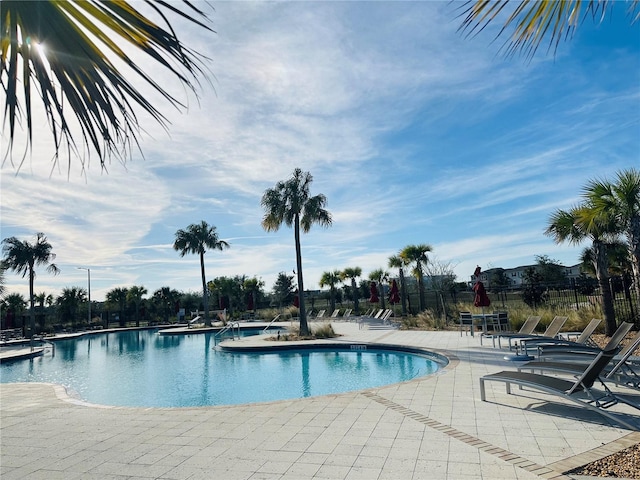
[{"x1": 0, "y1": 329, "x2": 442, "y2": 407}]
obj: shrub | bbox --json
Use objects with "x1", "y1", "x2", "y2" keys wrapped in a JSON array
[{"x1": 313, "y1": 323, "x2": 336, "y2": 338}]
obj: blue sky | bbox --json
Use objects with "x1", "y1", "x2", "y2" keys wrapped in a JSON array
[{"x1": 2, "y1": 2, "x2": 639, "y2": 302}]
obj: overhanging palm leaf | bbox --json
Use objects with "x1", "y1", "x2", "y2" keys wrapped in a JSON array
[
  {"x1": 458, "y1": 0, "x2": 640, "y2": 58},
  {"x1": 1, "y1": 0, "x2": 213, "y2": 171}
]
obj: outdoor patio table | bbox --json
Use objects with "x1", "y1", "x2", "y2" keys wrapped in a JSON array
[{"x1": 472, "y1": 314, "x2": 496, "y2": 336}]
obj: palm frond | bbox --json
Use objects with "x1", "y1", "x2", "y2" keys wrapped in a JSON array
[
  {"x1": 1, "y1": 0, "x2": 214, "y2": 172},
  {"x1": 458, "y1": 0, "x2": 639, "y2": 59}
]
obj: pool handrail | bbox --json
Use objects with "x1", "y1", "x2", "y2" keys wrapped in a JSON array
[
  {"x1": 262, "y1": 314, "x2": 282, "y2": 333},
  {"x1": 214, "y1": 322, "x2": 240, "y2": 345}
]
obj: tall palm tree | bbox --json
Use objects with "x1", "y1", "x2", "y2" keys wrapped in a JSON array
[
  {"x1": 458, "y1": 0, "x2": 640, "y2": 59},
  {"x1": 584, "y1": 168, "x2": 640, "y2": 302},
  {"x1": 546, "y1": 205, "x2": 619, "y2": 335},
  {"x1": 319, "y1": 270, "x2": 341, "y2": 314},
  {"x1": 2, "y1": 1, "x2": 213, "y2": 170},
  {"x1": 399, "y1": 244, "x2": 432, "y2": 312},
  {"x1": 174, "y1": 221, "x2": 229, "y2": 327},
  {"x1": 369, "y1": 268, "x2": 389, "y2": 310},
  {"x1": 340, "y1": 267, "x2": 362, "y2": 315},
  {"x1": 106, "y1": 287, "x2": 129, "y2": 328},
  {"x1": 1, "y1": 232, "x2": 60, "y2": 335},
  {"x1": 127, "y1": 285, "x2": 148, "y2": 328},
  {"x1": 388, "y1": 254, "x2": 408, "y2": 316},
  {"x1": 261, "y1": 168, "x2": 332, "y2": 336}
]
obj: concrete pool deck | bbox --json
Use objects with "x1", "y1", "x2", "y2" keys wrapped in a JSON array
[{"x1": 1, "y1": 321, "x2": 639, "y2": 479}]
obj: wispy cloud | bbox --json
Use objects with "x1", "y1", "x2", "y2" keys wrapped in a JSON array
[{"x1": 1, "y1": 2, "x2": 638, "y2": 301}]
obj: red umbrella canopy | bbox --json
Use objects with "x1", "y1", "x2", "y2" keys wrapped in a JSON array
[
  {"x1": 389, "y1": 279, "x2": 400, "y2": 304},
  {"x1": 369, "y1": 282, "x2": 379, "y2": 303},
  {"x1": 473, "y1": 281, "x2": 491, "y2": 308},
  {"x1": 474, "y1": 265, "x2": 482, "y2": 278},
  {"x1": 247, "y1": 292, "x2": 254, "y2": 311}
]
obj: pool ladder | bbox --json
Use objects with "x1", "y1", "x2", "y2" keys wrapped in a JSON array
[
  {"x1": 30, "y1": 336, "x2": 55, "y2": 357},
  {"x1": 213, "y1": 322, "x2": 240, "y2": 346}
]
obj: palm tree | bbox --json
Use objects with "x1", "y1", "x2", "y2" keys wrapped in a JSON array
[
  {"x1": 2, "y1": 1, "x2": 213, "y2": 170},
  {"x1": 152, "y1": 287, "x2": 181, "y2": 324},
  {"x1": 1, "y1": 233, "x2": 60, "y2": 335},
  {"x1": 127, "y1": 286, "x2": 148, "y2": 328},
  {"x1": 584, "y1": 168, "x2": 640, "y2": 302},
  {"x1": 369, "y1": 269, "x2": 389, "y2": 310},
  {"x1": 546, "y1": 205, "x2": 619, "y2": 335},
  {"x1": 261, "y1": 168, "x2": 332, "y2": 336},
  {"x1": 56, "y1": 287, "x2": 86, "y2": 330},
  {"x1": 173, "y1": 221, "x2": 229, "y2": 327},
  {"x1": 399, "y1": 244, "x2": 432, "y2": 312},
  {"x1": 34, "y1": 291, "x2": 54, "y2": 331},
  {"x1": 388, "y1": 254, "x2": 408, "y2": 316},
  {"x1": 1, "y1": 293, "x2": 26, "y2": 330},
  {"x1": 458, "y1": 0, "x2": 640, "y2": 59},
  {"x1": 341, "y1": 267, "x2": 362, "y2": 315},
  {"x1": 319, "y1": 270, "x2": 341, "y2": 314},
  {"x1": 35, "y1": 292, "x2": 54, "y2": 309},
  {"x1": 106, "y1": 287, "x2": 129, "y2": 328}
]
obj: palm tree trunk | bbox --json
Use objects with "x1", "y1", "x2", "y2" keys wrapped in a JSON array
[
  {"x1": 200, "y1": 251, "x2": 210, "y2": 326},
  {"x1": 594, "y1": 241, "x2": 617, "y2": 336},
  {"x1": 351, "y1": 278, "x2": 359, "y2": 315},
  {"x1": 399, "y1": 268, "x2": 407, "y2": 316},
  {"x1": 294, "y1": 216, "x2": 309, "y2": 336},
  {"x1": 28, "y1": 264, "x2": 35, "y2": 336},
  {"x1": 628, "y1": 218, "x2": 640, "y2": 308},
  {"x1": 379, "y1": 282, "x2": 386, "y2": 310},
  {"x1": 417, "y1": 264, "x2": 425, "y2": 311}
]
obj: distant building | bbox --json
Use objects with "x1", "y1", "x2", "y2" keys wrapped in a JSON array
[{"x1": 470, "y1": 264, "x2": 584, "y2": 290}]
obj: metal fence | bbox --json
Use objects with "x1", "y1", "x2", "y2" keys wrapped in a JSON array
[{"x1": 420, "y1": 278, "x2": 639, "y2": 329}]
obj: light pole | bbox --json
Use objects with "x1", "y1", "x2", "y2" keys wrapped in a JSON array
[{"x1": 77, "y1": 267, "x2": 91, "y2": 324}]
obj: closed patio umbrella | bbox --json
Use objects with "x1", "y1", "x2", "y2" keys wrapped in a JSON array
[
  {"x1": 293, "y1": 289, "x2": 299, "y2": 308},
  {"x1": 369, "y1": 282, "x2": 379, "y2": 303},
  {"x1": 388, "y1": 280, "x2": 400, "y2": 304},
  {"x1": 473, "y1": 280, "x2": 490, "y2": 309},
  {"x1": 473, "y1": 266, "x2": 491, "y2": 335},
  {"x1": 247, "y1": 292, "x2": 254, "y2": 311}
]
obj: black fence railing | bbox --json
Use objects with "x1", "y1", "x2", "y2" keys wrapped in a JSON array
[{"x1": 431, "y1": 278, "x2": 639, "y2": 329}]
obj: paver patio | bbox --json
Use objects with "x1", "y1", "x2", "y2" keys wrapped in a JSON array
[{"x1": 1, "y1": 321, "x2": 638, "y2": 479}]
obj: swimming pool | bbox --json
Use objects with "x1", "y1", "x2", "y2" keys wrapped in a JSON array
[{"x1": 0, "y1": 329, "x2": 443, "y2": 407}]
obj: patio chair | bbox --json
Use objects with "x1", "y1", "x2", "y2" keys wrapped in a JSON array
[
  {"x1": 330, "y1": 309, "x2": 341, "y2": 318},
  {"x1": 521, "y1": 327, "x2": 640, "y2": 389},
  {"x1": 510, "y1": 316, "x2": 568, "y2": 352},
  {"x1": 516, "y1": 318, "x2": 602, "y2": 357},
  {"x1": 537, "y1": 322, "x2": 633, "y2": 361},
  {"x1": 487, "y1": 316, "x2": 541, "y2": 348},
  {"x1": 480, "y1": 312, "x2": 509, "y2": 345},
  {"x1": 480, "y1": 344, "x2": 640, "y2": 430},
  {"x1": 315, "y1": 310, "x2": 326, "y2": 319},
  {"x1": 380, "y1": 309, "x2": 393, "y2": 322},
  {"x1": 459, "y1": 311, "x2": 473, "y2": 336}
]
